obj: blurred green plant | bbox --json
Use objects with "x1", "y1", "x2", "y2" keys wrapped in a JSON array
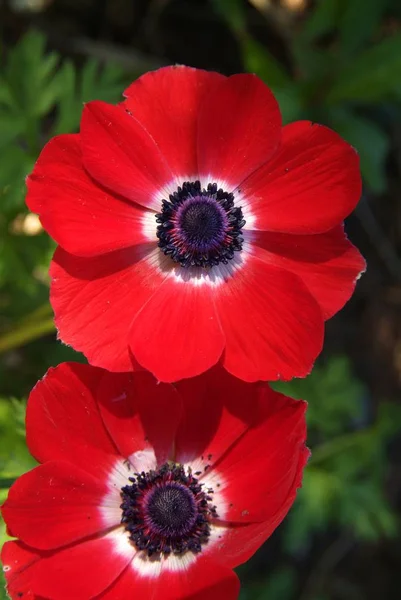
[
  {"x1": 0, "y1": 30, "x2": 132, "y2": 363},
  {"x1": 276, "y1": 358, "x2": 398, "y2": 548}
]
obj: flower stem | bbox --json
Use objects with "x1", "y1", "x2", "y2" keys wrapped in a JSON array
[{"x1": 0, "y1": 310, "x2": 55, "y2": 354}]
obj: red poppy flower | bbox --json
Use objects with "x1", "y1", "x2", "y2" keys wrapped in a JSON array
[
  {"x1": 26, "y1": 66, "x2": 365, "y2": 382},
  {"x1": 1, "y1": 362, "x2": 308, "y2": 600}
]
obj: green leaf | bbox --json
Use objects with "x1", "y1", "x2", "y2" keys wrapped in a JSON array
[
  {"x1": 273, "y1": 356, "x2": 365, "y2": 437},
  {"x1": 301, "y1": 0, "x2": 342, "y2": 41},
  {"x1": 210, "y1": 0, "x2": 246, "y2": 34},
  {"x1": 330, "y1": 110, "x2": 390, "y2": 192},
  {"x1": 4, "y1": 30, "x2": 60, "y2": 118},
  {"x1": 0, "y1": 76, "x2": 14, "y2": 108},
  {"x1": 53, "y1": 59, "x2": 130, "y2": 135},
  {"x1": 0, "y1": 146, "x2": 33, "y2": 207},
  {"x1": 339, "y1": 0, "x2": 389, "y2": 55},
  {"x1": 52, "y1": 59, "x2": 79, "y2": 134},
  {"x1": 0, "y1": 112, "x2": 25, "y2": 149},
  {"x1": 284, "y1": 395, "x2": 399, "y2": 553},
  {"x1": 0, "y1": 397, "x2": 36, "y2": 479},
  {"x1": 241, "y1": 37, "x2": 290, "y2": 88},
  {"x1": 327, "y1": 34, "x2": 401, "y2": 102}
]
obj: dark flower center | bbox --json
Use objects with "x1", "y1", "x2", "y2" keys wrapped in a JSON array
[
  {"x1": 145, "y1": 483, "x2": 197, "y2": 536},
  {"x1": 120, "y1": 463, "x2": 217, "y2": 557},
  {"x1": 155, "y1": 181, "x2": 245, "y2": 268}
]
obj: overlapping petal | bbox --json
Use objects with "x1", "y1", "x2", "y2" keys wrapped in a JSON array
[
  {"x1": 251, "y1": 226, "x2": 366, "y2": 319},
  {"x1": 98, "y1": 556, "x2": 240, "y2": 600},
  {"x1": 129, "y1": 272, "x2": 225, "y2": 381},
  {"x1": 26, "y1": 362, "x2": 118, "y2": 473},
  {"x1": 241, "y1": 121, "x2": 361, "y2": 234},
  {"x1": 50, "y1": 245, "x2": 167, "y2": 372},
  {"x1": 186, "y1": 385, "x2": 308, "y2": 524},
  {"x1": 26, "y1": 134, "x2": 151, "y2": 256},
  {"x1": 175, "y1": 368, "x2": 255, "y2": 466},
  {"x1": 97, "y1": 370, "x2": 181, "y2": 465},
  {"x1": 80, "y1": 101, "x2": 173, "y2": 210},
  {"x1": 2, "y1": 461, "x2": 116, "y2": 550},
  {"x1": 214, "y1": 255, "x2": 324, "y2": 382},
  {"x1": 2, "y1": 533, "x2": 134, "y2": 600},
  {"x1": 124, "y1": 66, "x2": 225, "y2": 178},
  {"x1": 197, "y1": 74, "x2": 281, "y2": 187},
  {"x1": 207, "y1": 459, "x2": 307, "y2": 568}
]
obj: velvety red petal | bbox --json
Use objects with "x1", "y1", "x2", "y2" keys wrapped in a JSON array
[
  {"x1": 81, "y1": 101, "x2": 173, "y2": 210},
  {"x1": 1, "y1": 541, "x2": 40, "y2": 600},
  {"x1": 98, "y1": 556, "x2": 239, "y2": 600},
  {"x1": 2, "y1": 533, "x2": 134, "y2": 600},
  {"x1": 124, "y1": 66, "x2": 225, "y2": 178},
  {"x1": 185, "y1": 565, "x2": 240, "y2": 600},
  {"x1": 26, "y1": 134, "x2": 151, "y2": 256},
  {"x1": 129, "y1": 273, "x2": 225, "y2": 382},
  {"x1": 26, "y1": 362, "x2": 119, "y2": 474},
  {"x1": 50, "y1": 245, "x2": 167, "y2": 372},
  {"x1": 209, "y1": 448, "x2": 308, "y2": 568},
  {"x1": 158, "y1": 558, "x2": 239, "y2": 600},
  {"x1": 2, "y1": 461, "x2": 116, "y2": 550},
  {"x1": 252, "y1": 226, "x2": 366, "y2": 319},
  {"x1": 242, "y1": 121, "x2": 361, "y2": 234},
  {"x1": 214, "y1": 387, "x2": 308, "y2": 523},
  {"x1": 197, "y1": 74, "x2": 281, "y2": 187},
  {"x1": 97, "y1": 371, "x2": 181, "y2": 465},
  {"x1": 215, "y1": 255, "x2": 324, "y2": 381},
  {"x1": 175, "y1": 368, "x2": 262, "y2": 466}
]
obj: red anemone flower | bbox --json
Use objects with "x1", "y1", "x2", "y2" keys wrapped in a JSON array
[
  {"x1": 26, "y1": 66, "x2": 365, "y2": 382},
  {"x1": 1, "y1": 363, "x2": 308, "y2": 600}
]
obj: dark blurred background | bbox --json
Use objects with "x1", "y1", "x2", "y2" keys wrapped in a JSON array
[{"x1": 1, "y1": 1, "x2": 401, "y2": 598}]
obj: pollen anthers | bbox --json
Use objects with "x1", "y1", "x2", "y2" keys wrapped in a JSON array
[
  {"x1": 120, "y1": 462, "x2": 218, "y2": 558},
  {"x1": 156, "y1": 181, "x2": 245, "y2": 268}
]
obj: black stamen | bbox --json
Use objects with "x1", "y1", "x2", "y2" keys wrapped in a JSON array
[
  {"x1": 120, "y1": 463, "x2": 217, "y2": 558},
  {"x1": 155, "y1": 181, "x2": 245, "y2": 268}
]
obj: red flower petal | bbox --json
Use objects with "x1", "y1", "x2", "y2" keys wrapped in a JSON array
[
  {"x1": 2, "y1": 461, "x2": 116, "y2": 550},
  {"x1": 26, "y1": 362, "x2": 118, "y2": 474},
  {"x1": 98, "y1": 556, "x2": 239, "y2": 600},
  {"x1": 2, "y1": 542, "x2": 239, "y2": 600},
  {"x1": 2, "y1": 533, "x2": 134, "y2": 600},
  {"x1": 81, "y1": 101, "x2": 173, "y2": 210},
  {"x1": 184, "y1": 563, "x2": 240, "y2": 600},
  {"x1": 208, "y1": 451, "x2": 308, "y2": 568},
  {"x1": 129, "y1": 274, "x2": 225, "y2": 382},
  {"x1": 124, "y1": 66, "x2": 225, "y2": 178},
  {"x1": 242, "y1": 121, "x2": 361, "y2": 234},
  {"x1": 1, "y1": 541, "x2": 40, "y2": 600},
  {"x1": 157, "y1": 557, "x2": 240, "y2": 600},
  {"x1": 197, "y1": 74, "x2": 281, "y2": 187},
  {"x1": 26, "y1": 134, "x2": 151, "y2": 256},
  {"x1": 252, "y1": 226, "x2": 366, "y2": 319},
  {"x1": 97, "y1": 371, "x2": 181, "y2": 465},
  {"x1": 50, "y1": 246, "x2": 166, "y2": 372},
  {"x1": 215, "y1": 255, "x2": 324, "y2": 381},
  {"x1": 213, "y1": 388, "x2": 308, "y2": 523},
  {"x1": 175, "y1": 368, "x2": 260, "y2": 465}
]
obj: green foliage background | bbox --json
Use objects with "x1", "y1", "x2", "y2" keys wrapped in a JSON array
[{"x1": 1, "y1": 1, "x2": 401, "y2": 598}]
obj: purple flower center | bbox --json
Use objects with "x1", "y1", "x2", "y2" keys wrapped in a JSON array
[
  {"x1": 155, "y1": 181, "x2": 245, "y2": 268},
  {"x1": 144, "y1": 482, "x2": 197, "y2": 537},
  {"x1": 120, "y1": 463, "x2": 217, "y2": 557}
]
